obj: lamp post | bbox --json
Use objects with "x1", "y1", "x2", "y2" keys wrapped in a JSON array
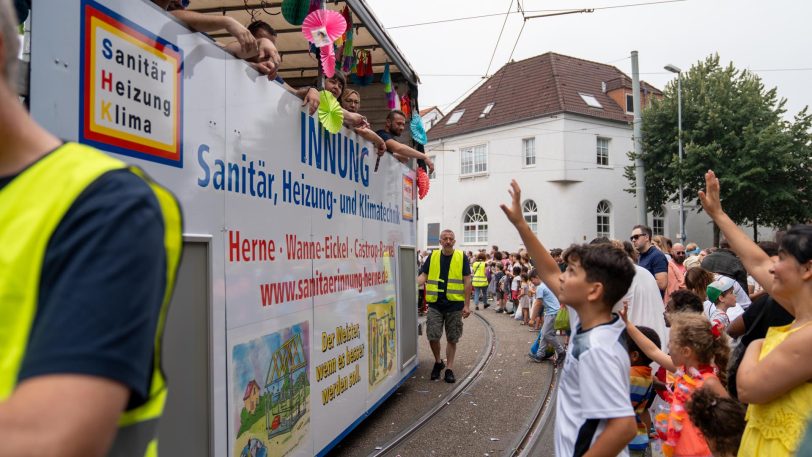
[{"x1": 664, "y1": 64, "x2": 685, "y2": 244}]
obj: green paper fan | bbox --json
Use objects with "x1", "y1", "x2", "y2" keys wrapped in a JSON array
[
  {"x1": 282, "y1": 0, "x2": 310, "y2": 26},
  {"x1": 318, "y1": 90, "x2": 344, "y2": 134}
]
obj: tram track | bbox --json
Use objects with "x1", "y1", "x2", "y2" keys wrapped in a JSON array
[
  {"x1": 368, "y1": 312, "x2": 496, "y2": 456},
  {"x1": 368, "y1": 311, "x2": 560, "y2": 457}
]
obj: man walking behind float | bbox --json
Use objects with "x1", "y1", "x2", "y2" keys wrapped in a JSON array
[{"x1": 417, "y1": 230, "x2": 472, "y2": 383}]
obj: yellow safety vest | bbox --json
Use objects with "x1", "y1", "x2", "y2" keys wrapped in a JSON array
[
  {"x1": 471, "y1": 261, "x2": 488, "y2": 288},
  {"x1": 425, "y1": 249, "x2": 465, "y2": 302},
  {"x1": 0, "y1": 143, "x2": 182, "y2": 457}
]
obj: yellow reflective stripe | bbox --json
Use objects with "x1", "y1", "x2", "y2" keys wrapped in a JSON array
[{"x1": 121, "y1": 167, "x2": 183, "y2": 426}]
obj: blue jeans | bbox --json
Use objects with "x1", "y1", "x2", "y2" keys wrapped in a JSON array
[{"x1": 472, "y1": 286, "x2": 488, "y2": 306}]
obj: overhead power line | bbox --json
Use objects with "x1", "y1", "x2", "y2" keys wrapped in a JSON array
[
  {"x1": 387, "y1": 0, "x2": 687, "y2": 29},
  {"x1": 484, "y1": 0, "x2": 515, "y2": 78}
]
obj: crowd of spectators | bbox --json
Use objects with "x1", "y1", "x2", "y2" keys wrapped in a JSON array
[{"x1": 417, "y1": 170, "x2": 812, "y2": 456}]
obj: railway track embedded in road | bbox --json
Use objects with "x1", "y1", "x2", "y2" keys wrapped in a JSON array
[{"x1": 367, "y1": 311, "x2": 560, "y2": 457}]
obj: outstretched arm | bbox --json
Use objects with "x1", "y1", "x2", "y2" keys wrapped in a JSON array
[
  {"x1": 383, "y1": 140, "x2": 434, "y2": 173},
  {"x1": 619, "y1": 303, "x2": 676, "y2": 372},
  {"x1": 172, "y1": 12, "x2": 257, "y2": 55},
  {"x1": 499, "y1": 180, "x2": 562, "y2": 298},
  {"x1": 698, "y1": 170, "x2": 774, "y2": 294},
  {"x1": 354, "y1": 128, "x2": 386, "y2": 156}
]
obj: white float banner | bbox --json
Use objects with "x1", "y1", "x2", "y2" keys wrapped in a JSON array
[{"x1": 30, "y1": 1, "x2": 417, "y2": 456}]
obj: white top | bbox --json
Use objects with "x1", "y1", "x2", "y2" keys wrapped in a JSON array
[
  {"x1": 555, "y1": 313, "x2": 634, "y2": 457},
  {"x1": 614, "y1": 264, "x2": 669, "y2": 349}
]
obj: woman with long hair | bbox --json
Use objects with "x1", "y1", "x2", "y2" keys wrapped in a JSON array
[{"x1": 699, "y1": 170, "x2": 812, "y2": 457}]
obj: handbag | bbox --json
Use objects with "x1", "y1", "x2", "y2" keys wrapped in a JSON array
[{"x1": 554, "y1": 306, "x2": 570, "y2": 331}]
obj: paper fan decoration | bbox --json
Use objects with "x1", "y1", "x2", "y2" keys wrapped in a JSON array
[
  {"x1": 318, "y1": 90, "x2": 343, "y2": 134},
  {"x1": 282, "y1": 0, "x2": 310, "y2": 26},
  {"x1": 321, "y1": 46, "x2": 336, "y2": 78},
  {"x1": 302, "y1": 10, "x2": 347, "y2": 48},
  {"x1": 417, "y1": 166, "x2": 430, "y2": 199},
  {"x1": 410, "y1": 115, "x2": 427, "y2": 145}
]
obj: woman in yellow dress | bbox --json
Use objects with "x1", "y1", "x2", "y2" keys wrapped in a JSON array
[{"x1": 699, "y1": 170, "x2": 812, "y2": 457}]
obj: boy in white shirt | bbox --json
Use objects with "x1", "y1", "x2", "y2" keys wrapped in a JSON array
[{"x1": 501, "y1": 180, "x2": 637, "y2": 456}]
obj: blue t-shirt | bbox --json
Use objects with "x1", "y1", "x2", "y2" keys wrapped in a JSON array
[
  {"x1": 535, "y1": 282, "x2": 561, "y2": 316},
  {"x1": 1, "y1": 158, "x2": 167, "y2": 409},
  {"x1": 638, "y1": 247, "x2": 668, "y2": 278}
]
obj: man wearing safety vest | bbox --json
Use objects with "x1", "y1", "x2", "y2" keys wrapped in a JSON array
[
  {"x1": 417, "y1": 229, "x2": 472, "y2": 383},
  {"x1": 0, "y1": 3, "x2": 182, "y2": 455}
]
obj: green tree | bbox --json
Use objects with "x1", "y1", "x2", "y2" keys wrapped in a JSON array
[{"x1": 626, "y1": 54, "x2": 811, "y2": 243}]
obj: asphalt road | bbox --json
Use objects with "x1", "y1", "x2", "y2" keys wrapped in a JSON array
[{"x1": 328, "y1": 305, "x2": 556, "y2": 456}]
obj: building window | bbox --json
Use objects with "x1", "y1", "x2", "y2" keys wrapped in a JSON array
[
  {"x1": 626, "y1": 94, "x2": 634, "y2": 113},
  {"x1": 479, "y1": 103, "x2": 494, "y2": 118},
  {"x1": 579, "y1": 93, "x2": 603, "y2": 109},
  {"x1": 447, "y1": 109, "x2": 464, "y2": 125},
  {"x1": 596, "y1": 137, "x2": 609, "y2": 166},
  {"x1": 652, "y1": 211, "x2": 664, "y2": 236},
  {"x1": 460, "y1": 144, "x2": 487, "y2": 176},
  {"x1": 522, "y1": 138, "x2": 536, "y2": 167},
  {"x1": 428, "y1": 156, "x2": 436, "y2": 179},
  {"x1": 597, "y1": 200, "x2": 611, "y2": 238},
  {"x1": 463, "y1": 205, "x2": 488, "y2": 243},
  {"x1": 523, "y1": 199, "x2": 538, "y2": 233},
  {"x1": 427, "y1": 223, "x2": 440, "y2": 248}
]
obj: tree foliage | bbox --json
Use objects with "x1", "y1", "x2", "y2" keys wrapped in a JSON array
[{"x1": 626, "y1": 54, "x2": 811, "y2": 233}]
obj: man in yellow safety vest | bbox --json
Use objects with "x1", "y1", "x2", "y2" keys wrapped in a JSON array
[
  {"x1": 417, "y1": 229, "x2": 471, "y2": 383},
  {"x1": 0, "y1": 2, "x2": 182, "y2": 455}
]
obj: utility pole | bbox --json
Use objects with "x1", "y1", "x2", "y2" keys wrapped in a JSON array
[
  {"x1": 631, "y1": 51, "x2": 647, "y2": 225},
  {"x1": 664, "y1": 64, "x2": 685, "y2": 244}
]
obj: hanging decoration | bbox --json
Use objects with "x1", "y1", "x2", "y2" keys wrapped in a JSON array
[
  {"x1": 382, "y1": 63, "x2": 397, "y2": 109},
  {"x1": 341, "y1": 29, "x2": 354, "y2": 73},
  {"x1": 410, "y1": 115, "x2": 427, "y2": 145},
  {"x1": 308, "y1": 0, "x2": 322, "y2": 14},
  {"x1": 416, "y1": 166, "x2": 430, "y2": 199},
  {"x1": 400, "y1": 94, "x2": 412, "y2": 118},
  {"x1": 318, "y1": 90, "x2": 344, "y2": 134},
  {"x1": 302, "y1": 9, "x2": 347, "y2": 77},
  {"x1": 350, "y1": 49, "x2": 373, "y2": 86},
  {"x1": 281, "y1": 0, "x2": 310, "y2": 26}
]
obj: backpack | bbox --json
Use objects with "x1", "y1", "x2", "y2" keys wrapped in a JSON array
[{"x1": 502, "y1": 273, "x2": 513, "y2": 296}]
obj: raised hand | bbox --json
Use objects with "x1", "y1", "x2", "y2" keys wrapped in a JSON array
[
  {"x1": 698, "y1": 169, "x2": 724, "y2": 218},
  {"x1": 618, "y1": 300, "x2": 630, "y2": 323},
  {"x1": 499, "y1": 180, "x2": 526, "y2": 227}
]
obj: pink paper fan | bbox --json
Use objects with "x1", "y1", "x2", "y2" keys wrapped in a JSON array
[
  {"x1": 321, "y1": 46, "x2": 336, "y2": 78},
  {"x1": 302, "y1": 10, "x2": 347, "y2": 47}
]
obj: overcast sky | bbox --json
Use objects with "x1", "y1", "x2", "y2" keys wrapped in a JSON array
[{"x1": 366, "y1": 0, "x2": 811, "y2": 120}]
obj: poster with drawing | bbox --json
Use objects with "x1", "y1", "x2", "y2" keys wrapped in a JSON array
[
  {"x1": 232, "y1": 322, "x2": 310, "y2": 457},
  {"x1": 367, "y1": 297, "x2": 397, "y2": 390}
]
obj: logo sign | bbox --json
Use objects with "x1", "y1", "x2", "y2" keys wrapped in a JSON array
[
  {"x1": 402, "y1": 174, "x2": 414, "y2": 221},
  {"x1": 80, "y1": 0, "x2": 183, "y2": 167}
]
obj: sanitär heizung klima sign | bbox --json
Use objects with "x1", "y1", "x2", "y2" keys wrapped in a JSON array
[{"x1": 79, "y1": 0, "x2": 183, "y2": 167}]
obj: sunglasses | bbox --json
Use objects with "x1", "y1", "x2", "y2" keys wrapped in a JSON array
[{"x1": 630, "y1": 234, "x2": 647, "y2": 241}]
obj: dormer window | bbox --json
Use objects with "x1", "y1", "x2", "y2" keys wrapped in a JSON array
[
  {"x1": 447, "y1": 109, "x2": 465, "y2": 125},
  {"x1": 479, "y1": 103, "x2": 494, "y2": 118},
  {"x1": 626, "y1": 94, "x2": 634, "y2": 113},
  {"x1": 579, "y1": 93, "x2": 603, "y2": 109}
]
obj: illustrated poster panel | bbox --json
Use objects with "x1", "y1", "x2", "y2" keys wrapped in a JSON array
[{"x1": 229, "y1": 312, "x2": 313, "y2": 457}]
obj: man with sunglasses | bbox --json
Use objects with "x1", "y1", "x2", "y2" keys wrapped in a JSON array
[{"x1": 630, "y1": 225, "x2": 668, "y2": 295}]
